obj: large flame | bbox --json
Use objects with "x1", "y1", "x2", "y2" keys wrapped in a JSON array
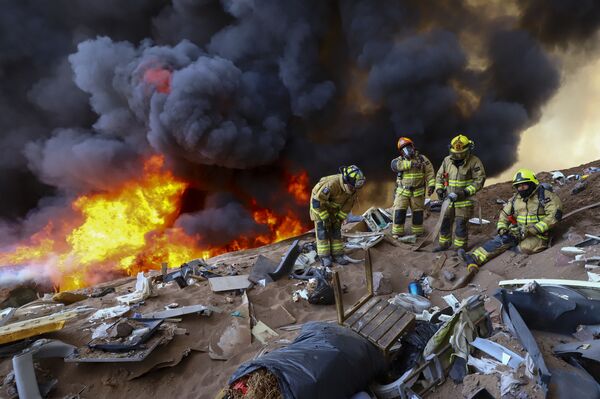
[{"x1": 0, "y1": 156, "x2": 310, "y2": 291}]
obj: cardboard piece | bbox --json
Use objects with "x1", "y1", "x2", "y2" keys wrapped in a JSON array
[
  {"x1": 252, "y1": 321, "x2": 279, "y2": 344},
  {"x1": 209, "y1": 275, "x2": 252, "y2": 292},
  {"x1": 0, "y1": 311, "x2": 79, "y2": 345}
]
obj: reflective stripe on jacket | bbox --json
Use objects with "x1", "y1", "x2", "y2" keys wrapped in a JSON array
[
  {"x1": 309, "y1": 174, "x2": 357, "y2": 221},
  {"x1": 391, "y1": 153, "x2": 435, "y2": 197}
]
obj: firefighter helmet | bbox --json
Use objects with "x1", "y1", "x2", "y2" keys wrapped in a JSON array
[
  {"x1": 449, "y1": 134, "x2": 474, "y2": 160},
  {"x1": 397, "y1": 137, "x2": 415, "y2": 158},
  {"x1": 340, "y1": 165, "x2": 366, "y2": 189},
  {"x1": 512, "y1": 169, "x2": 539, "y2": 186},
  {"x1": 397, "y1": 137, "x2": 414, "y2": 150}
]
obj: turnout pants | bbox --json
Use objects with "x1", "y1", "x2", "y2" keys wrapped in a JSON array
[
  {"x1": 392, "y1": 193, "x2": 425, "y2": 236},
  {"x1": 438, "y1": 202, "x2": 472, "y2": 249},
  {"x1": 470, "y1": 234, "x2": 549, "y2": 266},
  {"x1": 314, "y1": 219, "x2": 343, "y2": 257}
]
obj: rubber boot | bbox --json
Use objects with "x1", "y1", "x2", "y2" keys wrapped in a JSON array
[
  {"x1": 320, "y1": 255, "x2": 333, "y2": 268},
  {"x1": 334, "y1": 255, "x2": 349, "y2": 265}
]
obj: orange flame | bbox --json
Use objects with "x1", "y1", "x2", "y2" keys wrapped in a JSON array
[
  {"x1": 0, "y1": 156, "x2": 310, "y2": 291},
  {"x1": 287, "y1": 170, "x2": 310, "y2": 204}
]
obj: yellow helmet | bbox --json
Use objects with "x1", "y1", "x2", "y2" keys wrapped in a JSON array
[
  {"x1": 340, "y1": 165, "x2": 366, "y2": 189},
  {"x1": 449, "y1": 134, "x2": 473, "y2": 160},
  {"x1": 512, "y1": 169, "x2": 539, "y2": 186}
]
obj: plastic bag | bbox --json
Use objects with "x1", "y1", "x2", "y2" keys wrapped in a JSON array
[{"x1": 229, "y1": 322, "x2": 386, "y2": 399}]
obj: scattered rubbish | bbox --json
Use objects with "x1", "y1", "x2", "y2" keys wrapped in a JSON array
[
  {"x1": 421, "y1": 277, "x2": 433, "y2": 296},
  {"x1": 551, "y1": 170, "x2": 566, "y2": 184},
  {"x1": 362, "y1": 207, "x2": 392, "y2": 232},
  {"x1": 52, "y1": 291, "x2": 88, "y2": 305},
  {"x1": 209, "y1": 293, "x2": 251, "y2": 361},
  {"x1": 89, "y1": 305, "x2": 130, "y2": 322},
  {"x1": 249, "y1": 255, "x2": 277, "y2": 284},
  {"x1": 91, "y1": 323, "x2": 111, "y2": 339},
  {"x1": 230, "y1": 322, "x2": 386, "y2": 399},
  {"x1": 268, "y1": 239, "x2": 301, "y2": 280},
  {"x1": 554, "y1": 339, "x2": 600, "y2": 363},
  {"x1": 345, "y1": 233, "x2": 384, "y2": 249},
  {"x1": 388, "y1": 293, "x2": 431, "y2": 313},
  {"x1": 408, "y1": 280, "x2": 424, "y2": 296},
  {"x1": 253, "y1": 304, "x2": 296, "y2": 329},
  {"x1": 209, "y1": 275, "x2": 252, "y2": 292},
  {"x1": 116, "y1": 272, "x2": 152, "y2": 305},
  {"x1": 307, "y1": 270, "x2": 335, "y2": 305},
  {"x1": 442, "y1": 294, "x2": 461, "y2": 310},
  {"x1": 575, "y1": 235, "x2": 600, "y2": 248},
  {"x1": 584, "y1": 166, "x2": 600, "y2": 174},
  {"x1": 294, "y1": 250, "x2": 318, "y2": 270},
  {"x1": 500, "y1": 372, "x2": 523, "y2": 396},
  {"x1": 12, "y1": 339, "x2": 76, "y2": 399},
  {"x1": 572, "y1": 179, "x2": 588, "y2": 195},
  {"x1": 468, "y1": 218, "x2": 490, "y2": 225},
  {"x1": 0, "y1": 311, "x2": 79, "y2": 345},
  {"x1": 499, "y1": 278, "x2": 600, "y2": 292},
  {"x1": 586, "y1": 233, "x2": 600, "y2": 241},
  {"x1": 574, "y1": 324, "x2": 600, "y2": 341},
  {"x1": 396, "y1": 234, "x2": 418, "y2": 244},
  {"x1": 231, "y1": 311, "x2": 243, "y2": 318},
  {"x1": 561, "y1": 246, "x2": 587, "y2": 255},
  {"x1": 416, "y1": 307, "x2": 453, "y2": 323},
  {"x1": 88, "y1": 318, "x2": 162, "y2": 352},
  {"x1": 567, "y1": 174, "x2": 581, "y2": 181},
  {"x1": 495, "y1": 198, "x2": 507, "y2": 205},
  {"x1": 142, "y1": 304, "x2": 218, "y2": 319},
  {"x1": 373, "y1": 272, "x2": 393, "y2": 296},
  {"x1": 252, "y1": 321, "x2": 279, "y2": 344},
  {"x1": 471, "y1": 337, "x2": 525, "y2": 369},
  {"x1": 292, "y1": 289, "x2": 309, "y2": 302},
  {"x1": 90, "y1": 287, "x2": 116, "y2": 298},
  {"x1": 0, "y1": 307, "x2": 16, "y2": 327},
  {"x1": 443, "y1": 270, "x2": 456, "y2": 282},
  {"x1": 165, "y1": 302, "x2": 179, "y2": 309},
  {"x1": 588, "y1": 272, "x2": 600, "y2": 282},
  {"x1": 467, "y1": 355, "x2": 501, "y2": 374}
]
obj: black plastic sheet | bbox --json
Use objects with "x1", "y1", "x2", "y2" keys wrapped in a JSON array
[{"x1": 229, "y1": 322, "x2": 386, "y2": 399}]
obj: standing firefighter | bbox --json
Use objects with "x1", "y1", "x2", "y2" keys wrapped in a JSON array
[
  {"x1": 310, "y1": 165, "x2": 366, "y2": 267},
  {"x1": 458, "y1": 169, "x2": 563, "y2": 272},
  {"x1": 434, "y1": 134, "x2": 486, "y2": 251},
  {"x1": 391, "y1": 137, "x2": 435, "y2": 237}
]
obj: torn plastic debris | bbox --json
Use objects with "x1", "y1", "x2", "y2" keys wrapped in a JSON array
[
  {"x1": 468, "y1": 218, "x2": 490, "y2": 225},
  {"x1": 268, "y1": 239, "x2": 300, "y2": 280},
  {"x1": 116, "y1": 272, "x2": 152, "y2": 305},
  {"x1": 561, "y1": 246, "x2": 586, "y2": 256},
  {"x1": 89, "y1": 305, "x2": 130, "y2": 322},
  {"x1": 12, "y1": 339, "x2": 76, "y2": 399},
  {"x1": 362, "y1": 207, "x2": 392, "y2": 232},
  {"x1": 551, "y1": 171, "x2": 566, "y2": 185},
  {"x1": 0, "y1": 311, "x2": 79, "y2": 345},
  {"x1": 470, "y1": 337, "x2": 525, "y2": 369},
  {"x1": 142, "y1": 304, "x2": 219, "y2": 319},
  {"x1": 345, "y1": 234, "x2": 384, "y2": 249},
  {"x1": 388, "y1": 293, "x2": 431, "y2": 313},
  {"x1": 229, "y1": 322, "x2": 386, "y2": 399}
]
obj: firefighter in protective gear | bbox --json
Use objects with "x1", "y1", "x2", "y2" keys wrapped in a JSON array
[
  {"x1": 309, "y1": 165, "x2": 365, "y2": 267},
  {"x1": 391, "y1": 137, "x2": 435, "y2": 237},
  {"x1": 458, "y1": 169, "x2": 563, "y2": 272},
  {"x1": 434, "y1": 134, "x2": 486, "y2": 251}
]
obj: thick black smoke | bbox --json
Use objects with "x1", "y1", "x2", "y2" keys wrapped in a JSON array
[{"x1": 0, "y1": 0, "x2": 598, "y2": 247}]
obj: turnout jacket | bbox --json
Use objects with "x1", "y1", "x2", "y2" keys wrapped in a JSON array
[
  {"x1": 309, "y1": 174, "x2": 357, "y2": 221},
  {"x1": 391, "y1": 153, "x2": 435, "y2": 197},
  {"x1": 497, "y1": 186, "x2": 563, "y2": 240},
  {"x1": 435, "y1": 155, "x2": 486, "y2": 207}
]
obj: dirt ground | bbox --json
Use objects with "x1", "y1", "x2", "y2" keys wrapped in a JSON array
[{"x1": 0, "y1": 160, "x2": 599, "y2": 399}]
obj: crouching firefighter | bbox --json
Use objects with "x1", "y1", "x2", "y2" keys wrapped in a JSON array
[
  {"x1": 458, "y1": 169, "x2": 563, "y2": 273},
  {"x1": 309, "y1": 165, "x2": 366, "y2": 267},
  {"x1": 391, "y1": 137, "x2": 435, "y2": 238},
  {"x1": 434, "y1": 134, "x2": 486, "y2": 251}
]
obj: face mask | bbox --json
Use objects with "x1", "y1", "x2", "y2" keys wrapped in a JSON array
[
  {"x1": 517, "y1": 184, "x2": 536, "y2": 199},
  {"x1": 401, "y1": 146, "x2": 415, "y2": 158}
]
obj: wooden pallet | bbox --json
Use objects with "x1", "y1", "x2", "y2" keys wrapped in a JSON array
[{"x1": 332, "y1": 249, "x2": 415, "y2": 354}]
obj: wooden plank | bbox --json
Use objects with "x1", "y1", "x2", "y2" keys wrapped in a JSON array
[
  {"x1": 365, "y1": 249, "x2": 374, "y2": 296},
  {"x1": 332, "y1": 271, "x2": 345, "y2": 325},
  {"x1": 360, "y1": 304, "x2": 396, "y2": 338},
  {"x1": 344, "y1": 293, "x2": 374, "y2": 322},
  {"x1": 378, "y1": 312, "x2": 416, "y2": 350},
  {"x1": 369, "y1": 308, "x2": 407, "y2": 343},
  {"x1": 209, "y1": 275, "x2": 251, "y2": 292},
  {"x1": 352, "y1": 299, "x2": 386, "y2": 331},
  {"x1": 343, "y1": 296, "x2": 379, "y2": 327}
]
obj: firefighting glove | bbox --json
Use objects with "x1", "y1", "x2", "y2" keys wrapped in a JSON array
[
  {"x1": 427, "y1": 186, "x2": 435, "y2": 196},
  {"x1": 525, "y1": 225, "x2": 539, "y2": 237},
  {"x1": 497, "y1": 228, "x2": 508, "y2": 236},
  {"x1": 436, "y1": 188, "x2": 447, "y2": 200},
  {"x1": 336, "y1": 210, "x2": 348, "y2": 221},
  {"x1": 448, "y1": 192, "x2": 458, "y2": 202}
]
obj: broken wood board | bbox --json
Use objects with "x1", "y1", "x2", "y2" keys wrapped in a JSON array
[
  {"x1": 209, "y1": 275, "x2": 252, "y2": 292},
  {"x1": 0, "y1": 311, "x2": 79, "y2": 345},
  {"x1": 252, "y1": 321, "x2": 279, "y2": 344}
]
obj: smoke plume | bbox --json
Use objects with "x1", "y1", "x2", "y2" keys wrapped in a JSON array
[{"x1": 1, "y1": 0, "x2": 599, "y2": 250}]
